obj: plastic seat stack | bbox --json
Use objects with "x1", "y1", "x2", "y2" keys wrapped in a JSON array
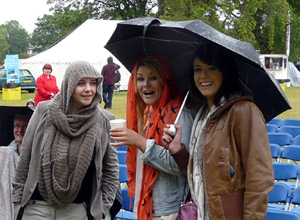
[{"x1": 116, "y1": 145, "x2": 137, "y2": 220}]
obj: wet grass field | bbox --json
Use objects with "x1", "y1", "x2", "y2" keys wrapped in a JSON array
[{"x1": 0, "y1": 86, "x2": 299, "y2": 120}]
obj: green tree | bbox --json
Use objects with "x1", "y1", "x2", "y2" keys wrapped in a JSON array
[
  {"x1": 47, "y1": 0, "x2": 157, "y2": 20},
  {"x1": 161, "y1": 0, "x2": 264, "y2": 39},
  {"x1": 0, "y1": 26, "x2": 9, "y2": 64},
  {"x1": 2, "y1": 21, "x2": 30, "y2": 58},
  {"x1": 31, "y1": 9, "x2": 88, "y2": 53},
  {"x1": 161, "y1": 0, "x2": 297, "y2": 58},
  {"x1": 289, "y1": 13, "x2": 300, "y2": 61},
  {"x1": 30, "y1": 15, "x2": 61, "y2": 53},
  {"x1": 287, "y1": 0, "x2": 300, "y2": 16},
  {"x1": 253, "y1": 0, "x2": 290, "y2": 54}
]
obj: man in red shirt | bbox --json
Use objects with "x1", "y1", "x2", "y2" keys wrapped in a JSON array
[{"x1": 101, "y1": 57, "x2": 120, "y2": 109}]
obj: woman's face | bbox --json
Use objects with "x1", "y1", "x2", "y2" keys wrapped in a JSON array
[
  {"x1": 43, "y1": 68, "x2": 51, "y2": 77},
  {"x1": 72, "y1": 77, "x2": 97, "y2": 111},
  {"x1": 193, "y1": 57, "x2": 223, "y2": 108},
  {"x1": 136, "y1": 65, "x2": 163, "y2": 109}
]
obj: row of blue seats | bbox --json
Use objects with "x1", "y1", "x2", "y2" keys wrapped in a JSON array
[
  {"x1": 268, "y1": 133, "x2": 300, "y2": 147},
  {"x1": 268, "y1": 118, "x2": 300, "y2": 128},
  {"x1": 116, "y1": 147, "x2": 137, "y2": 220},
  {"x1": 271, "y1": 144, "x2": 300, "y2": 190},
  {"x1": 267, "y1": 125, "x2": 300, "y2": 138},
  {"x1": 267, "y1": 182, "x2": 300, "y2": 219},
  {"x1": 267, "y1": 209, "x2": 300, "y2": 220},
  {"x1": 271, "y1": 144, "x2": 300, "y2": 161},
  {"x1": 267, "y1": 137, "x2": 300, "y2": 220},
  {"x1": 116, "y1": 188, "x2": 135, "y2": 220}
]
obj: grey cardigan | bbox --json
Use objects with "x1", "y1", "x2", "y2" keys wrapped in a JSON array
[{"x1": 12, "y1": 101, "x2": 119, "y2": 220}]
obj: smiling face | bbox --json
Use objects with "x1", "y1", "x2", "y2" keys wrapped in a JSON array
[
  {"x1": 72, "y1": 77, "x2": 97, "y2": 112},
  {"x1": 136, "y1": 65, "x2": 163, "y2": 109},
  {"x1": 193, "y1": 57, "x2": 223, "y2": 108},
  {"x1": 13, "y1": 116, "x2": 30, "y2": 148}
]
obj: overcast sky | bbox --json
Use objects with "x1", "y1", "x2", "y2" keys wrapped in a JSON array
[{"x1": 0, "y1": 0, "x2": 51, "y2": 34}]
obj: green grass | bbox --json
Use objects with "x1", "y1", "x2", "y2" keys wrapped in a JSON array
[
  {"x1": 0, "y1": 87, "x2": 299, "y2": 120},
  {"x1": 277, "y1": 86, "x2": 300, "y2": 119},
  {"x1": 100, "y1": 91, "x2": 127, "y2": 119}
]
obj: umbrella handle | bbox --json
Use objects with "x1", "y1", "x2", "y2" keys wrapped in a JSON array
[
  {"x1": 168, "y1": 124, "x2": 176, "y2": 137},
  {"x1": 168, "y1": 91, "x2": 189, "y2": 137}
]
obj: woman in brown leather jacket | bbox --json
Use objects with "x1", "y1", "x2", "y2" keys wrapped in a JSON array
[{"x1": 164, "y1": 43, "x2": 274, "y2": 220}]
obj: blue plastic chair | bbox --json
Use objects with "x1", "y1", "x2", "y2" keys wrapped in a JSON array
[
  {"x1": 279, "y1": 126, "x2": 300, "y2": 138},
  {"x1": 118, "y1": 151, "x2": 127, "y2": 165},
  {"x1": 268, "y1": 124, "x2": 279, "y2": 133},
  {"x1": 283, "y1": 119, "x2": 300, "y2": 127},
  {"x1": 293, "y1": 135, "x2": 300, "y2": 145},
  {"x1": 268, "y1": 133, "x2": 293, "y2": 147},
  {"x1": 293, "y1": 207, "x2": 300, "y2": 215},
  {"x1": 266, "y1": 209, "x2": 300, "y2": 220},
  {"x1": 270, "y1": 143, "x2": 282, "y2": 162},
  {"x1": 281, "y1": 145, "x2": 300, "y2": 162},
  {"x1": 116, "y1": 188, "x2": 136, "y2": 220},
  {"x1": 290, "y1": 187, "x2": 300, "y2": 211},
  {"x1": 268, "y1": 118, "x2": 284, "y2": 128},
  {"x1": 268, "y1": 182, "x2": 292, "y2": 210},
  {"x1": 119, "y1": 164, "x2": 128, "y2": 183},
  {"x1": 118, "y1": 145, "x2": 127, "y2": 151},
  {"x1": 273, "y1": 162, "x2": 300, "y2": 190}
]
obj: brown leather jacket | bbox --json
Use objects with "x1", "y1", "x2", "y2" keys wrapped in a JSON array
[{"x1": 173, "y1": 96, "x2": 274, "y2": 220}]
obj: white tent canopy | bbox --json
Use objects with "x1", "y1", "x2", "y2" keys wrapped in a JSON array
[
  {"x1": 288, "y1": 62, "x2": 300, "y2": 87},
  {"x1": 20, "y1": 19, "x2": 130, "y2": 90}
]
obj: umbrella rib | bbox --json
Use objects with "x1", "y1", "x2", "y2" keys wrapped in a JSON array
[
  {"x1": 238, "y1": 79, "x2": 254, "y2": 96},
  {"x1": 141, "y1": 36, "x2": 201, "y2": 47}
]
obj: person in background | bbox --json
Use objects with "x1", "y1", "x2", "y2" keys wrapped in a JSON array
[
  {"x1": 26, "y1": 99, "x2": 35, "y2": 107},
  {"x1": 110, "y1": 55, "x2": 194, "y2": 220},
  {"x1": 0, "y1": 112, "x2": 31, "y2": 220},
  {"x1": 13, "y1": 61, "x2": 119, "y2": 220},
  {"x1": 101, "y1": 57, "x2": 120, "y2": 109},
  {"x1": 163, "y1": 43, "x2": 274, "y2": 220},
  {"x1": 8, "y1": 113, "x2": 31, "y2": 160},
  {"x1": 34, "y1": 63, "x2": 60, "y2": 106}
]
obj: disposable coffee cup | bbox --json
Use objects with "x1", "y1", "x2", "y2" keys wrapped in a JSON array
[{"x1": 110, "y1": 119, "x2": 126, "y2": 129}]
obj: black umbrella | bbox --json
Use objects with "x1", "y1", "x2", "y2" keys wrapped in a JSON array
[
  {"x1": 0, "y1": 106, "x2": 34, "y2": 146},
  {"x1": 105, "y1": 17, "x2": 291, "y2": 122}
]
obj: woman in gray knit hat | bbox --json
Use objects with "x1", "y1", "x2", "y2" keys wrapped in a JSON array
[{"x1": 12, "y1": 61, "x2": 119, "y2": 220}]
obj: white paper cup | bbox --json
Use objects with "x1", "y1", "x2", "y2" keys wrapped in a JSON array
[{"x1": 110, "y1": 119, "x2": 126, "y2": 128}]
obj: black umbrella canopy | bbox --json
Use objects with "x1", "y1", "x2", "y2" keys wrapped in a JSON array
[
  {"x1": 105, "y1": 17, "x2": 291, "y2": 122},
  {"x1": 0, "y1": 106, "x2": 34, "y2": 146}
]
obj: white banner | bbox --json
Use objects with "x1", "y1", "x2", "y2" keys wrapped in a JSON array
[{"x1": 286, "y1": 23, "x2": 291, "y2": 57}]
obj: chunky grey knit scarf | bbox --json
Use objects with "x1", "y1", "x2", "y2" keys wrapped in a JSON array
[{"x1": 38, "y1": 61, "x2": 102, "y2": 206}]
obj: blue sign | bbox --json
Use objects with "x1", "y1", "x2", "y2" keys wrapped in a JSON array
[{"x1": 5, "y1": 54, "x2": 19, "y2": 83}]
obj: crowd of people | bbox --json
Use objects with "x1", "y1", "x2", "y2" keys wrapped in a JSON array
[{"x1": 0, "y1": 40, "x2": 274, "y2": 220}]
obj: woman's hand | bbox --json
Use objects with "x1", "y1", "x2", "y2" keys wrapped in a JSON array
[
  {"x1": 163, "y1": 124, "x2": 183, "y2": 154},
  {"x1": 162, "y1": 124, "x2": 174, "y2": 144},
  {"x1": 110, "y1": 127, "x2": 147, "y2": 152}
]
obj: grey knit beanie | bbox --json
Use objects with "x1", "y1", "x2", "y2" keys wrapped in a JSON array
[{"x1": 60, "y1": 61, "x2": 103, "y2": 112}]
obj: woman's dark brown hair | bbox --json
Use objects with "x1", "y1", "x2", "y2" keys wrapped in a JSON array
[{"x1": 188, "y1": 43, "x2": 242, "y2": 108}]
